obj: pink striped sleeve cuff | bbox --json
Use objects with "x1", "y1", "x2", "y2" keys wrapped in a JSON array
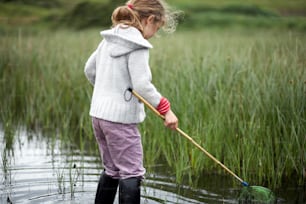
[{"x1": 156, "y1": 97, "x2": 170, "y2": 115}]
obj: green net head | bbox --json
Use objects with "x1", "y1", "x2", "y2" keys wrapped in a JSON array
[{"x1": 238, "y1": 186, "x2": 276, "y2": 204}]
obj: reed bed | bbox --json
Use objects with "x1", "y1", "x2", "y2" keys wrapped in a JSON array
[{"x1": 0, "y1": 28, "x2": 305, "y2": 189}]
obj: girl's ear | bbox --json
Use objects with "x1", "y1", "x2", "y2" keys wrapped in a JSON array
[
  {"x1": 147, "y1": 15, "x2": 155, "y2": 24},
  {"x1": 142, "y1": 15, "x2": 155, "y2": 26}
]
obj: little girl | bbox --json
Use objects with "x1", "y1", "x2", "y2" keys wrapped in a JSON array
[{"x1": 84, "y1": 0, "x2": 179, "y2": 203}]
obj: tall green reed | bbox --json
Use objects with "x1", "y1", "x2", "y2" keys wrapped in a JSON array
[
  {"x1": 147, "y1": 29, "x2": 305, "y2": 187},
  {"x1": 0, "y1": 28, "x2": 97, "y2": 152},
  {"x1": 0, "y1": 28, "x2": 305, "y2": 189}
]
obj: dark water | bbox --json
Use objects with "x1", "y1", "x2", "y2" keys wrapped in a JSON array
[{"x1": 0, "y1": 127, "x2": 304, "y2": 203}]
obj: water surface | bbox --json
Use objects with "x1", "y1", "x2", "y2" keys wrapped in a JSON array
[{"x1": 0, "y1": 127, "x2": 303, "y2": 203}]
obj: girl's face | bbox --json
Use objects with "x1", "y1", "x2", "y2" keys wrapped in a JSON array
[{"x1": 142, "y1": 15, "x2": 162, "y2": 39}]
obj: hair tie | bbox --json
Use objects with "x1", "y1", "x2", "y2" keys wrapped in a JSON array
[{"x1": 127, "y1": 3, "x2": 134, "y2": 10}]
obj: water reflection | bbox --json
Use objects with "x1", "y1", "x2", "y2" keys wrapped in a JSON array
[
  {"x1": 0, "y1": 126, "x2": 238, "y2": 203},
  {"x1": 0, "y1": 127, "x2": 96, "y2": 203},
  {"x1": 0, "y1": 127, "x2": 303, "y2": 203}
]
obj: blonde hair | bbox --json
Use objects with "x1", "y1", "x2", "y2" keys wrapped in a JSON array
[{"x1": 111, "y1": 0, "x2": 181, "y2": 34}]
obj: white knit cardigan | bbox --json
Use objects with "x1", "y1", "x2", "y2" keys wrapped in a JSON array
[{"x1": 84, "y1": 25, "x2": 162, "y2": 124}]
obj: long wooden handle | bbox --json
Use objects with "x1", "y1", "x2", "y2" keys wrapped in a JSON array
[{"x1": 129, "y1": 88, "x2": 249, "y2": 186}]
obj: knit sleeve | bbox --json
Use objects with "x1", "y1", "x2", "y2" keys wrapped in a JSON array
[
  {"x1": 128, "y1": 48, "x2": 162, "y2": 107},
  {"x1": 84, "y1": 50, "x2": 97, "y2": 86},
  {"x1": 84, "y1": 41, "x2": 106, "y2": 86}
]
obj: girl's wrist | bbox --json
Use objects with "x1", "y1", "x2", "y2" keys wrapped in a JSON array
[{"x1": 156, "y1": 97, "x2": 170, "y2": 115}]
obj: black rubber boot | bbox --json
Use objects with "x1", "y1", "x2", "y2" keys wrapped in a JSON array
[
  {"x1": 119, "y1": 177, "x2": 141, "y2": 204},
  {"x1": 95, "y1": 171, "x2": 119, "y2": 204}
]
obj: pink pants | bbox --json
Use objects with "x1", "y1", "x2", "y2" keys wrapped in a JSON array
[{"x1": 92, "y1": 117, "x2": 145, "y2": 179}]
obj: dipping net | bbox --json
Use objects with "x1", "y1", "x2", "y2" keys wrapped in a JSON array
[{"x1": 238, "y1": 186, "x2": 276, "y2": 203}]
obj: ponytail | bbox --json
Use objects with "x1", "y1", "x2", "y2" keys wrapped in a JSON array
[{"x1": 111, "y1": 5, "x2": 144, "y2": 33}]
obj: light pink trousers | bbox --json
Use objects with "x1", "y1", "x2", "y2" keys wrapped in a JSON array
[{"x1": 92, "y1": 117, "x2": 145, "y2": 179}]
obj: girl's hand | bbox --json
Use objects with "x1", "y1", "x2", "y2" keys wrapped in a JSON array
[{"x1": 164, "y1": 110, "x2": 178, "y2": 130}]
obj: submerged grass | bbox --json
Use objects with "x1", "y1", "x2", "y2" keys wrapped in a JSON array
[{"x1": 0, "y1": 27, "x2": 305, "y2": 189}]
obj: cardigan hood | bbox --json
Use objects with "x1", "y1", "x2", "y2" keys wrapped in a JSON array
[{"x1": 100, "y1": 25, "x2": 153, "y2": 57}]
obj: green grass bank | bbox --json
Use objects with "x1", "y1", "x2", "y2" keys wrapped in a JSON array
[{"x1": 0, "y1": 0, "x2": 306, "y2": 31}]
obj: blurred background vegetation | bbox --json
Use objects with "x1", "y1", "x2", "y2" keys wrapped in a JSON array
[{"x1": 0, "y1": 0, "x2": 306, "y2": 31}]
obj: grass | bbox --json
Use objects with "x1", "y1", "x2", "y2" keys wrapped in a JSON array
[
  {"x1": 0, "y1": 27, "x2": 305, "y2": 190},
  {"x1": 56, "y1": 163, "x2": 81, "y2": 197},
  {"x1": 0, "y1": 28, "x2": 97, "y2": 152},
  {"x1": 147, "y1": 29, "x2": 306, "y2": 187}
]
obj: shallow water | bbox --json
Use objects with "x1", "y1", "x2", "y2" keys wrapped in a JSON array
[{"x1": 0, "y1": 127, "x2": 304, "y2": 203}]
